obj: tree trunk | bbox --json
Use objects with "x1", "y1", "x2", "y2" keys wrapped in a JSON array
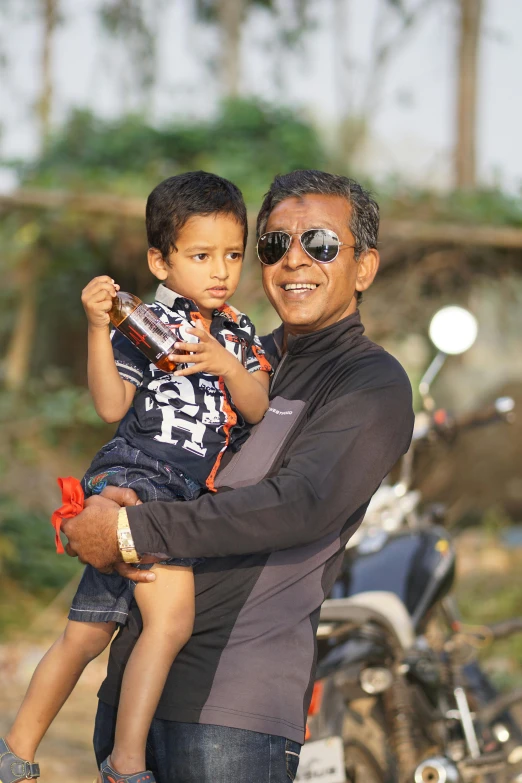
[
  {"x1": 4, "y1": 254, "x2": 41, "y2": 392},
  {"x1": 217, "y1": 0, "x2": 245, "y2": 97},
  {"x1": 455, "y1": 0, "x2": 483, "y2": 190},
  {"x1": 38, "y1": 0, "x2": 58, "y2": 148},
  {"x1": 3, "y1": 1, "x2": 58, "y2": 392}
]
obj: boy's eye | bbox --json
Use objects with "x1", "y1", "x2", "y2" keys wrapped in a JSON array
[
  {"x1": 193, "y1": 253, "x2": 208, "y2": 262},
  {"x1": 228, "y1": 252, "x2": 243, "y2": 261}
]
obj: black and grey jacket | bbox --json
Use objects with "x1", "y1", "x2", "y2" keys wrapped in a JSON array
[{"x1": 98, "y1": 311, "x2": 414, "y2": 743}]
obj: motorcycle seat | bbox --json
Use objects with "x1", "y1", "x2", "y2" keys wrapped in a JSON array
[{"x1": 320, "y1": 591, "x2": 415, "y2": 651}]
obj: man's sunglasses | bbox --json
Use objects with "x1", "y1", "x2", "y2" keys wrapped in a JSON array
[{"x1": 256, "y1": 228, "x2": 355, "y2": 267}]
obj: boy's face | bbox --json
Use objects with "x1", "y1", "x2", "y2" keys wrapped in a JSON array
[{"x1": 148, "y1": 213, "x2": 244, "y2": 319}]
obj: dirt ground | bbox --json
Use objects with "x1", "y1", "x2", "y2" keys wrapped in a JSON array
[{"x1": 0, "y1": 604, "x2": 107, "y2": 783}]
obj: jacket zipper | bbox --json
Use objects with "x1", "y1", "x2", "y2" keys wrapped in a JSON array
[{"x1": 270, "y1": 352, "x2": 289, "y2": 394}]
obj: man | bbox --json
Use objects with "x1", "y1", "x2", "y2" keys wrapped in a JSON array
[{"x1": 63, "y1": 170, "x2": 414, "y2": 783}]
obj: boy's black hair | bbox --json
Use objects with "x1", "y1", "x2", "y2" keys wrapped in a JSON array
[{"x1": 146, "y1": 171, "x2": 248, "y2": 258}]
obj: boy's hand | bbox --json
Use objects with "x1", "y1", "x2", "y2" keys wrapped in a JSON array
[
  {"x1": 81, "y1": 275, "x2": 120, "y2": 329},
  {"x1": 169, "y1": 327, "x2": 240, "y2": 379}
]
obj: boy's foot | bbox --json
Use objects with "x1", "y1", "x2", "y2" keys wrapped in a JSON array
[
  {"x1": 99, "y1": 756, "x2": 156, "y2": 783},
  {"x1": 0, "y1": 738, "x2": 40, "y2": 780}
]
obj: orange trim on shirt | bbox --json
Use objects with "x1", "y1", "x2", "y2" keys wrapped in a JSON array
[
  {"x1": 251, "y1": 343, "x2": 272, "y2": 373},
  {"x1": 190, "y1": 311, "x2": 205, "y2": 328},
  {"x1": 218, "y1": 303, "x2": 238, "y2": 323},
  {"x1": 190, "y1": 310, "x2": 237, "y2": 492},
  {"x1": 205, "y1": 376, "x2": 237, "y2": 492}
]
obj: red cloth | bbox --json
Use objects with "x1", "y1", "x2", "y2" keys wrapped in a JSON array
[{"x1": 51, "y1": 476, "x2": 84, "y2": 554}]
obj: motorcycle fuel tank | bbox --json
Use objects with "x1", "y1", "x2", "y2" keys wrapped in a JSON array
[{"x1": 329, "y1": 525, "x2": 456, "y2": 630}]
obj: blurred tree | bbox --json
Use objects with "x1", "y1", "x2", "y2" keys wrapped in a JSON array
[
  {"x1": 98, "y1": 0, "x2": 166, "y2": 109},
  {"x1": 455, "y1": 0, "x2": 483, "y2": 190},
  {"x1": 333, "y1": 0, "x2": 439, "y2": 170},
  {"x1": 38, "y1": 0, "x2": 59, "y2": 148},
  {"x1": 4, "y1": 0, "x2": 60, "y2": 392},
  {"x1": 195, "y1": 0, "x2": 309, "y2": 97},
  {"x1": 217, "y1": 0, "x2": 246, "y2": 98}
]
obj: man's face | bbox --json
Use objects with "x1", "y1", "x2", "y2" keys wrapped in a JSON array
[
  {"x1": 148, "y1": 213, "x2": 244, "y2": 319},
  {"x1": 261, "y1": 194, "x2": 378, "y2": 335}
]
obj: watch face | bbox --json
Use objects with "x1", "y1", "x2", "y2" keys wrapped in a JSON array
[{"x1": 118, "y1": 529, "x2": 133, "y2": 548}]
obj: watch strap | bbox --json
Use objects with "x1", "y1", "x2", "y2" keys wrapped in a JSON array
[{"x1": 117, "y1": 507, "x2": 140, "y2": 564}]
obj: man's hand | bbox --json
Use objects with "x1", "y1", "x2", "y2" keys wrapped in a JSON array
[
  {"x1": 62, "y1": 497, "x2": 120, "y2": 570},
  {"x1": 99, "y1": 485, "x2": 142, "y2": 508},
  {"x1": 62, "y1": 486, "x2": 156, "y2": 583}
]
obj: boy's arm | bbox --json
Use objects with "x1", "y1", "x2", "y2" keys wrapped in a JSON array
[
  {"x1": 222, "y1": 365, "x2": 269, "y2": 424},
  {"x1": 87, "y1": 326, "x2": 136, "y2": 422},
  {"x1": 82, "y1": 276, "x2": 136, "y2": 423},
  {"x1": 169, "y1": 327, "x2": 269, "y2": 424}
]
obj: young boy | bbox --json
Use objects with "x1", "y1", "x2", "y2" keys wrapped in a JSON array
[{"x1": 0, "y1": 172, "x2": 271, "y2": 783}]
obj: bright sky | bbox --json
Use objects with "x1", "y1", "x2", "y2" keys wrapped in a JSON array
[{"x1": 1, "y1": 0, "x2": 521, "y2": 193}]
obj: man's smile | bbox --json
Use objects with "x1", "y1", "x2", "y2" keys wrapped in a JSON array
[
  {"x1": 278, "y1": 281, "x2": 320, "y2": 300},
  {"x1": 282, "y1": 283, "x2": 318, "y2": 290}
]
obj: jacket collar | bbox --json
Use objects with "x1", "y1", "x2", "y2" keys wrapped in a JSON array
[{"x1": 271, "y1": 310, "x2": 365, "y2": 358}]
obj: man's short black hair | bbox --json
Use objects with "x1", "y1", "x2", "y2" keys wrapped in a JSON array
[
  {"x1": 146, "y1": 171, "x2": 248, "y2": 258},
  {"x1": 257, "y1": 170, "x2": 379, "y2": 303}
]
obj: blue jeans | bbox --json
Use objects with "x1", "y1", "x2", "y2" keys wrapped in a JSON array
[{"x1": 94, "y1": 701, "x2": 301, "y2": 782}]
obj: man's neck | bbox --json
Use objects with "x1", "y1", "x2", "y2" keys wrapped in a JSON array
[{"x1": 280, "y1": 309, "x2": 361, "y2": 355}]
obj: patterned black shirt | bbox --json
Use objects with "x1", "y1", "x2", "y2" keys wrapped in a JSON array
[{"x1": 112, "y1": 284, "x2": 271, "y2": 490}]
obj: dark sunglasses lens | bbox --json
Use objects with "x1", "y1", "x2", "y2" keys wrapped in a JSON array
[
  {"x1": 258, "y1": 232, "x2": 290, "y2": 265},
  {"x1": 301, "y1": 229, "x2": 339, "y2": 263}
]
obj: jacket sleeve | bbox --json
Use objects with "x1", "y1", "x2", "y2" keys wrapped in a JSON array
[{"x1": 127, "y1": 373, "x2": 414, "y2": 559}]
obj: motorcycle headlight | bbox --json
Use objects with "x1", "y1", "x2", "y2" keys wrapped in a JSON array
[{"x1": 359, "y1": 666, "x2": 393, "y2": 694}]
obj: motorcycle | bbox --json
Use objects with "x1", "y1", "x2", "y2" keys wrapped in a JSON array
[{"x1": 297, "y1": 306, "x2": 522, "y2": 783}]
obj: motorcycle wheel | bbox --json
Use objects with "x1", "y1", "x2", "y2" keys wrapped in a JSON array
[
  {"x1": 498, "y1": 761, "x2": 522, "y2": 783},
  {"x1": 343, "y1": 699, "x2": 397, "y2": 783},
  {"x1": 344, "y1": 741, "x2": 386, "y2": 783}
]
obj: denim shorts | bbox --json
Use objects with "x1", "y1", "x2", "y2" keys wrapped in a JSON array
[{"x1": 69, "y1": 437, "x2": 204, "y2": 625}]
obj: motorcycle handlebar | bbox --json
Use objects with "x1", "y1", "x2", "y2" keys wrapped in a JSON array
[
  {"x1": 451, "y1": 397, "x2": 515, "y2": 431},
  {"x1": 487, "y1": 617, "x2": 522, "y2": 641},
  {"x1": 413, "y1": 397, "x2": 515, "y2": 444}
]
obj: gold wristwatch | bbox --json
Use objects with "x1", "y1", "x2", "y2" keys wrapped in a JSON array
[{"x1": 117, "y1": 507, "x2": 140, "y2": 564}]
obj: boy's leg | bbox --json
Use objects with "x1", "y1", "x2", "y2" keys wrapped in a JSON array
[
  {"x1": 6, "y1": 620, "x2": 115, "y2": 762},
  {"x1": 109, "y1": 565, "x2": 195, "y2": 776}
]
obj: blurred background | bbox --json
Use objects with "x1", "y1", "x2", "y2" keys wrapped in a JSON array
[{"x1": 0, "y1": 0, "x2": 521, "y2": 779}]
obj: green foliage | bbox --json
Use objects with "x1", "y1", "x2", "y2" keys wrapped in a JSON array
[
  {"x1": 17, "y1": 99, "x2": 326, "y2": 206},
  {"x1": 378, "y1": 181, "x2": 522, "y2": 228},
  {"x1": 457, "y1": 580, "x2": 522, "y2": 689},
  {"x1": 0, "y1": 494, "x2": 81, "y2": 594}
]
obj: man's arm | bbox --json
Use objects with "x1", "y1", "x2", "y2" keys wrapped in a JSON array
[{"x1": 127, "y1": 373, "x2": 413, "y2": 560}]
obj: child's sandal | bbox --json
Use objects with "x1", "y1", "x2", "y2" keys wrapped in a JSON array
[
  {"x1": 0, "y1": 738, "x2": 40, "y2": 781},
  {"x1": 100, "y1": 756, "x2": 156, "y2": 783}
]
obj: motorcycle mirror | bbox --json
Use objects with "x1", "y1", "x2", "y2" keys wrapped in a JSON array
[{"x1": 429, "y1": 306, "x2": 478, "y2": 355}]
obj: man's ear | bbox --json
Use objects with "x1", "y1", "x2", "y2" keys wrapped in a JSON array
[
  {"x1": 148, "y1": 247, "x2": 169, "y2": 281},
  {"x1": 355, "y1": 248, "x2": 380, "y2": 293}
]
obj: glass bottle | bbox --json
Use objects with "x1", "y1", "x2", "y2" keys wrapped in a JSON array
[{"x1": 109, "y1": 291, "x2": 177, "y2": 372}]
